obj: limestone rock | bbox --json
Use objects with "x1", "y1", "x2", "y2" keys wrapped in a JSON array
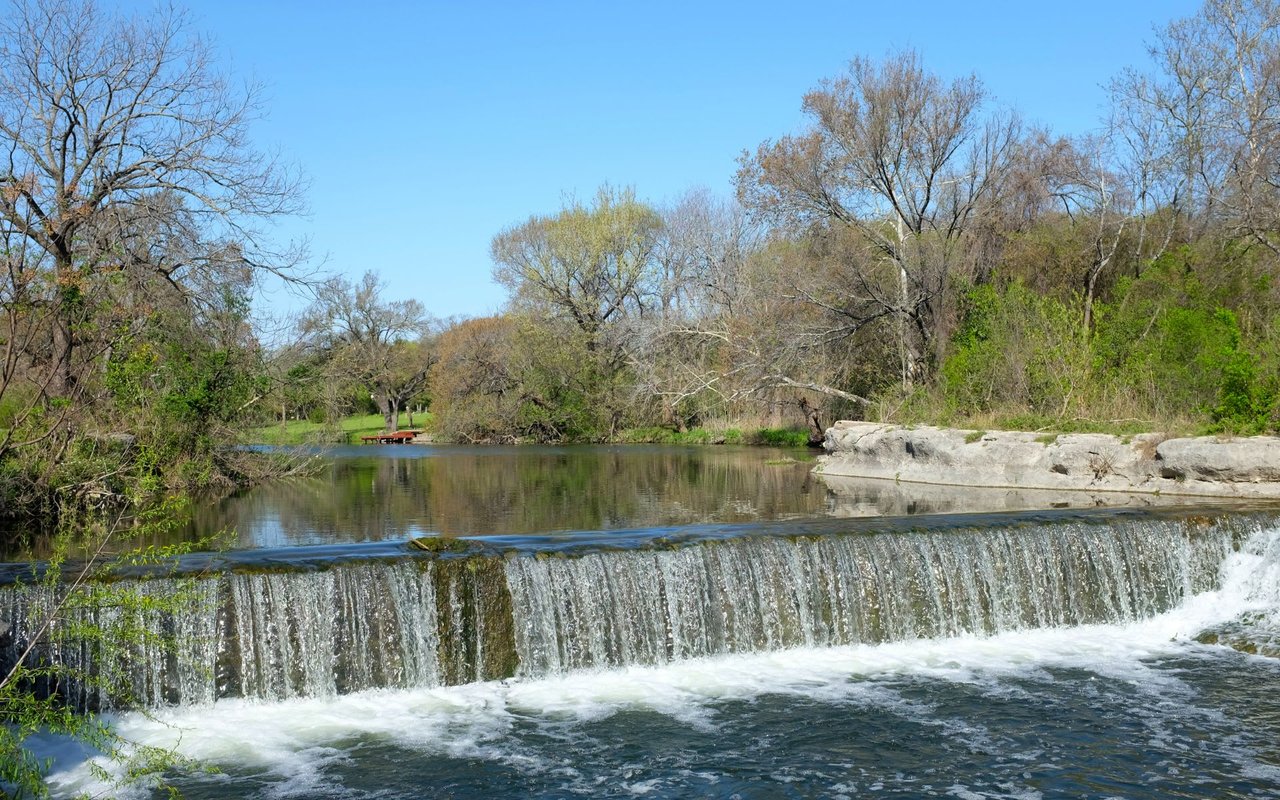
[
  {"x1": 818, "y1": 422, "x2": 1280, "y2": 499},
  {"x1": 1156, "y1": 436, "x2": 1280, "y2": 483}
]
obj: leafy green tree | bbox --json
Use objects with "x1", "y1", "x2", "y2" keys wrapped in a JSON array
[
  {"x1": 491, "y1": 185, "x2": 664, "y2": 353},
  {"x1": 0, "y1": 0, "x2": 304, "y2": 519},
  {"x1": 489, "y1": 186, "x2": 664, "y2": 438}
]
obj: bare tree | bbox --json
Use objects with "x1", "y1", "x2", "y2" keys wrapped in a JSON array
[
  {"x1": 1143, "y1": 0, "x2": 1280, "y2": 247},
  {"x1": 1040, "y1": 129, "x2": 1175, "y2": 334},
  {"x1": 301, "y1": 271, "x2": 431, "y2": 433},
  {"x1": 652, "y1": 187, "x2": 761, "y2": 320},
  {"x1": 1108, "y1": 73, "x2": 1186, "y2": 269},
  {"x1": 738, "y1": 50, "x2": 1019, "y2": 390},
  {"x1": 0, "y1": 0, "x2": 304, "y2": 401},
  {"x1": 629, "y1": 228, "x2": 885, "y2": 435},
  {"x1": 621, "y1": 190, "x2": 763, "y2": 427}
]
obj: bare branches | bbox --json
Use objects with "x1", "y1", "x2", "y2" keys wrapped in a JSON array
[
  {"x1": 1139, "y1": 0, "x2": 1280, "y2": 242},
  {"x1": 0, "y1": 0, "x2": 305, "y2": 400},
  {"x1": 763, "y1": 375, "x2": 869, "y2": 405},
  {"x1": 738, "y1": 49, "x2": 1019, "y2": 390},
  {"x1": 299, "y1": 271, "x2": 432, "y2": 432}
]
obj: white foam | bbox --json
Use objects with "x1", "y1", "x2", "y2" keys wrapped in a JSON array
[
  {"x1": 36, "y1": 525, "x2": 1280, "y2": 798},
  {"x1": 29, "y1": 623, "x2": 1213, "y2": 797}
]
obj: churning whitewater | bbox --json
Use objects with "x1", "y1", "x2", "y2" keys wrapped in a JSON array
[{"x1": 21, "y1": 515, "x2": 1280, "y2": 799}]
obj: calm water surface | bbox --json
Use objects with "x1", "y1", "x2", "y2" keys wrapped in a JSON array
[
  {"x1": 186, "y1": 444, "x2": 829, "y2": 549},
  {"x1": 180, "y1": 444, "x2": 1204, "y2": 551},
  {"x1": 0, "y1": 443, "x2": 1210, "y2": 559}
]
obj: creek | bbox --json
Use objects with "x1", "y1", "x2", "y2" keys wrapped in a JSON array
[{"x1": 3, "y1": 445, "x2": 1279, "y2": 798}]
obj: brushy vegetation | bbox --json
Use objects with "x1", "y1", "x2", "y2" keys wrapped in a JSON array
[
  {"x1": 616, "y1": 426, "x2": 812, "y2": 447},
  {"x1": 752, "y1": 428, "x2": 814, "y2": 447},
  {"x1": 908, "y1": 246, "x2": 1280, "y2": 437},
  {"x1": 1, "y1": 501, "x2": 227, "y2": 798}
]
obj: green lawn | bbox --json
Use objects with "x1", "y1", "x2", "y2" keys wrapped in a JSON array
[{"x1": 247, "y1": 413, "x2": 431, "y2": 445}]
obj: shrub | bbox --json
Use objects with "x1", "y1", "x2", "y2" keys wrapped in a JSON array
[{"x1": 751, "y1": 428, "x2": 811, "y2": 447}]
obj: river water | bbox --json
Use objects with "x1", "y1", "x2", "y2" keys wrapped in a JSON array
[{"x1": 8, "y1": 445, "x2": 1280, "y2": 799}]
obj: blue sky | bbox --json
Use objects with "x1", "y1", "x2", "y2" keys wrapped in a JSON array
[{"x1": 133, "y1": 1, "x2": 1201, "y2": 320}]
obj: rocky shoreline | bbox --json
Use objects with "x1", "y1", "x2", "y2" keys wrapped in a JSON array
[{"x1": 817, "y1": 422, "x2": 1280, "y2": 499}]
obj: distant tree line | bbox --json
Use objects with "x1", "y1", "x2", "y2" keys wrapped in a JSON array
[{"x1": 308, "y1": 0, "x2": 1277, "y2": 444}]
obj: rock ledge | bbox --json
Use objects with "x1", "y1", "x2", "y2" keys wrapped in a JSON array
[{"x1": 818, "y1": 422, "x2": 1280, "y2": 498}]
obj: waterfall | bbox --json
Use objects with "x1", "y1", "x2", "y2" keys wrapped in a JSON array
[
  {"x1": 503, "y1": 517, "x2": 1238, "y2": 675},
  {"x1": 0, "y1": 512, "x2": 1272, "y2": 710},
  {"x1": 0, "y1": 557, "x2": 514, "y2": 710}
]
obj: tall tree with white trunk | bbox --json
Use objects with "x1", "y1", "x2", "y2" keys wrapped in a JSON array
[{"x1": 738, "y1": 50, "x2": 1018, "y2": 391}]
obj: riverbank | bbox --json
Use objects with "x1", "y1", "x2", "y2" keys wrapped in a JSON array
[
  {"x1": 247, "y1": 414, "x2": 431, "y2": 445},
  {"x1": 615, "y1": 426, "x2": 811, "y2": 447},
  {"x1": 818, "y1": 422, "x2": 1280, "y2": 499},
  {"x1": 245, "y1": 415, "x2": 813, "y2": 448}
]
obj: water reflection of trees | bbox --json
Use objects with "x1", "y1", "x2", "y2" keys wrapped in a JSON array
[{"x1": 184, "y1": 447, "x2": 829, "y2": 548}]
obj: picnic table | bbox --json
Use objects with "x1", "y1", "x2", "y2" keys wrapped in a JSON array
[{"x1": 359, "y1": 430, "x2": 422, "y2": 444}]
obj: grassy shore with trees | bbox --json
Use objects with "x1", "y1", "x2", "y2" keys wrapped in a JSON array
[{"x1": 265, "y1": 0, "x2": 1280, "y2": 448}]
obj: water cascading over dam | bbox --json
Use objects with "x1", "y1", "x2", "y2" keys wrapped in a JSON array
[{"x1": 0, "y1": 510, "x2": 1274, "y2": 711}]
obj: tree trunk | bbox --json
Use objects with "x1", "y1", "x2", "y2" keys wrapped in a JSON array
[
  {"x1": 374, "y1": 391, "x2": 395, "y2": 432},
  {"x1": 45, "y1": 256, "x2": 80, "y2": 401},
  {"x1": 1083, "y1": 262, "x2": 1104, "y2": 338},
  {"x1": 49, "y1": 306, "x2": 73, "y2": 400},
  {"x1": 894, "y1": 218, "x2": 922, "y2": 393},
  {"x1": 799, "y1": 397, "x2": 824, "y2": 445}
]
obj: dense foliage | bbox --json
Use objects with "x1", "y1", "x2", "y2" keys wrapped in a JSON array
[
  {"x1": 414, "y1": 0, "x2": 1280, "y2": 443},
  {"x1": 0, "y1": 0, "x2": 303, "y2": 527}
]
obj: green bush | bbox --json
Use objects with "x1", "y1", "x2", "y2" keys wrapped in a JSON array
[
  {"x1": 1207, "y1": 316, "x2": 1277, "y2": 433},
  {"x1": 751, "y1": 428, "x2": 811, "y2": 447},
  {"x1": 926, "y1": 253, "x2": 1280, "y2": 436},
  {"x1": 940, "y1": 282, "x2": 1087, "y2": 417},
  {"x1": 1093, "y1": 255, "x2": 1278, "y2": 432}
]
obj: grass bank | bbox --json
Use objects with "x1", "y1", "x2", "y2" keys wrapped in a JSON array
[
  {"x1": 247, "y1": 414, "x2": 431, "y2": 445},
  {"x1": 616, "y1": 426, "x2": 814, "y2": 448},
  {"x1": 246, "y1": 416, "x2": 815, "y2": 448},
  {"x1": 868, "y1": 391, "x2": 1204, "y2": 440}
]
